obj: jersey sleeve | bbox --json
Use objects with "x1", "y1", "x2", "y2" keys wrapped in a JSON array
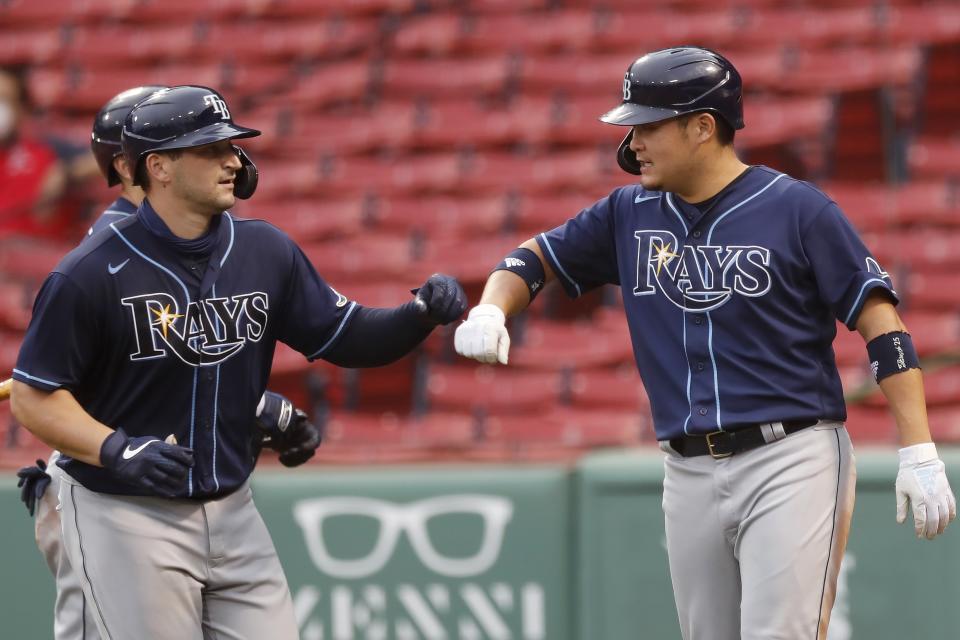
[
  {"x1": 535, "y1": 193, "x2": 620, "y2": 298},
  {"x1": 13, "y1": 273, "x2": 100, "y2": 392},
  {"x1": 275, "y1": 242, "x2": 358, "y2": 360},
  {"x1": 802, "y1": 201, "x2": 898, "y2": 330}
]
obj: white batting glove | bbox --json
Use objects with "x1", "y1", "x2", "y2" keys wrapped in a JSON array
[
  {"x1": 896, "y1": 442, "x2": 957, "y2": 540},
  {"x1": 454, "y1": 304, "x2": 510, "y2": 365}
]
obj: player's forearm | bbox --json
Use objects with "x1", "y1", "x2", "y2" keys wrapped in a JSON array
[
  {"x1": 479, "y1": 239, "x2": 556, "y2": 317},
  {"x1": 855, "y1": 293, "x2": 931, "y2": 446},
  {"x1": 876, "y1": 370, "x2": 933, "y2": 446},
  {"x1": 10, "y1": 381, "x2": 112, "y2": 466}
]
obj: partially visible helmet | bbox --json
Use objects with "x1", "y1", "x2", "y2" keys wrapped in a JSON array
[
  {"x1": 91, "y1": 85, "x2": 166, "y2": 186},
  {"x1": 121, "y1": 85, "x2": 261, "y2": 198},
  {"x1": 599, "y1": 46, "x2": 745, "y2": 175}
]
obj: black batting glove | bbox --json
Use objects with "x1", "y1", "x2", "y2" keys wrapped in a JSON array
[
  {"x1": 100, "y1": 429, "x2": 194, "y2": 497},
  {"x1": 256, "y1": 392, "x2": 323, "y2": 467},
  {"x1": 277, "y1": 410, "x2": 322, "y2": 467},
  {"x1": 412, "y1": 273, "x2": 468, "y2": 326},
  {"x1": 16, "y1": 459, "x2": 52, "y2": 517}
]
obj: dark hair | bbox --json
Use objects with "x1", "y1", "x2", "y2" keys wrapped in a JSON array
[
  {"x1": 135, "y1": 149, "x2": 183, "y2": 190},
  {"x1": 678, "y1": 111, "x2": 735, "y2": 146},
  {"x1": 0, "y1": 64, "x2": 31, "y2": 108}
]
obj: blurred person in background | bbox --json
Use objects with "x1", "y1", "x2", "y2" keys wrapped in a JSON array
[{"x1": 0, "y1": 64, "x2": 74, "y2": 240}]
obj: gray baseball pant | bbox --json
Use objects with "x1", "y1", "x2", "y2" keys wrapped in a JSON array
[
  {"x1": 58, "y1": 472, "x2": 299, "y2": 640},
  {"x1": 36, "y1": 453, "x2": 100, "y2": 639},
  {"x1": 661, "y1": 421, "x2": 855, "y2": 640}
]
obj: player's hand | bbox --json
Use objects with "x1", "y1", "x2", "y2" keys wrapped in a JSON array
[
  {"x1": 896, "y1": 442, "x2": 957, "y2": 540},
  {"x1": 454, "y1": 304, "x2": 510, "y2": 365},
  {"x1": 16, "y1": 459, "x2": 52, "y2": 517},
  {"x1": 100, "y1": 428, "x2": 194, "y2": 497},
  {"x1": 256, "y1": 391, "x2": 323, "y2": 467},
  {"x1": 412, "y1": 273, "x2": 468, "y2": 326}
]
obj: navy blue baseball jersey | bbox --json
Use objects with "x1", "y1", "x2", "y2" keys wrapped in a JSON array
[
  {"x1": 86, "y1": 196, "x2": 137, "y2": 237},
  {"x1": 14, "y1": 200, "x2": 356, "y2": 497},
  {"x1": 536, "y1": 166, "x2": 896, "y2": 440}
]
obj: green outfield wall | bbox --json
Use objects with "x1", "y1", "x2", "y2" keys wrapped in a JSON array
[{"x1": 2, "y1": 449, "x2": 959, "y2": 639}]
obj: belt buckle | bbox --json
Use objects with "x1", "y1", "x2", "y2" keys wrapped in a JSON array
[{"x1": 705, "y1": 431, "x2": 732, "y2": 459}]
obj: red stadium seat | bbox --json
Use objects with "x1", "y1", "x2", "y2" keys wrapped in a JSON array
[
  {"x1": 425, "y1": 363, "x2": 559, "y2": 414},
  {"x1": 907, "y1": 137, "x2": 960, "y2": 181},
  {"x1": 300, "y1": 234, "x2": 415, "y2": 282},
  {"x1": 372, "y1": 194, "x2": 510, "y2": 238},
  {"x1": 251, "y1": 197, "x2": 370, "y2": 242},
  {"x1": 200, "y1": 19, "x2": 379, "y2": 62},
  {"x1": 378, "y1": 56, "x2": 512, "y2": 98},
  {"x1": 843, "y1": 403, "x2": 896, "y2": 442},
  {"x1": 479, "y1": 407, "x2": 646, "y2": 447},
  {"x1": 249, "y1": 0, "x2": 418, "y2": 19},
  {"x1": 280, "y1": 59, "x2": 374, "y2": 108},
  {"x1": 64, "y1": 24, "x2": 202, "y2": 67},
  {"x1": 0, "y1": 28, "x2": 62, "y2": 64},
  {"x1": 564, "y1": 366, "x2": 649, "y2": 412},
  {"x1": 509, "y1": 318, "x2": 634, "y2": 371}
]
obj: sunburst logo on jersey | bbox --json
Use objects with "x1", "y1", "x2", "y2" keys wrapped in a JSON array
[
  {"x1": 150, "y1": 303, "x2": 183, "y2": 339},
  {"x1": 651, "y1": 240, "x2": 679, "y2": 276}
]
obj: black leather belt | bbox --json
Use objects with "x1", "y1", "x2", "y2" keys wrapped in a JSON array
[{"x1": 669, "y1": 419, "x2": 820, "y2": 459}]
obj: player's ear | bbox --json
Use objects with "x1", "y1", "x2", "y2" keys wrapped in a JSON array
[
  {"x1": 112, "y1": 154, "x2": 134, "y2": 184},
  {"x1": 695, "y1": 113, "x2": 717, "y2": 144},
  {"x1": 144, "y1": 152, "x2": 173, "y2": 187}
]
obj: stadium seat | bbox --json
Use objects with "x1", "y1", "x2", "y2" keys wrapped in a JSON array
[
  {"x1": 478, "y1": 407, "x2": 646, "y2": 448},
  {"x1": 0, "y1": 27, "x2": 62, "y2": 65},
  {"x1": 378, "y1": 56, "x2": 512, "y2": 99},
  {"x1": 300, "y1": 234, "x2": 416, "y2": 282},
  {"x1": 200, "y1": 19, "x2": 379, "y2": 62},
  {"x1": 252, "y1": 197, "x2": 370, "y2": 242},
  {"x1": 280, "y1": 59, "x2": 374, "y2": 108},
  {"x1": 561, "y1": 366, "x2": 649, "y2": 412},
  {"x1": 424, "y1": 363, "x2": 559, "y2": 415},
  {"x1": 371, "y1": 194, "x2": 510, "y2": 238},
  {"x1": 907, "y1": 137, "x2": 960, "y2": 180},
  {"x1": 64, "y1": 24, "x2": 202, "y2": 67},
  {"x1": 509, "y1": 318, "x2": 634, "y2": 370}
]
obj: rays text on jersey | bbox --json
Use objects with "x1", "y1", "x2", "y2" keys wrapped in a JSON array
[
  {"x1": 121, "y1": 291, "x2": 269, "y2": 366},
  {"x1": 633, "y1": 230, "x2": 771, "y2": 311}
]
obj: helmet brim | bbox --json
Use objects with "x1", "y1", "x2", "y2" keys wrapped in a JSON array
[
  {"x1": 598, "y1": 102, "x2": 683, "y2": 126},
  {"x1": 161, "y1": 122, "x2": 261, "y2": 151}
]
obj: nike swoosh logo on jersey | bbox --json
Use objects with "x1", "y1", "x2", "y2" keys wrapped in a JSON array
[
  {"x1": 122, "y1": 440, "x2": 159, "y2": 460},
  {"x1": 635, "y1": 195, "x2": 660, "y2": 204},
  {"x1": 108, "y1": 259, "x2": 130, "y2": 275}
]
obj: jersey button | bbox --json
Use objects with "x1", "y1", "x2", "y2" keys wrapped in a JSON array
[
  {"x1": 698, "y1": 408, "x2": 708, "y2": 416},
  {"x1": 692, "y1": 230, "x2": 702, "y2": 238},
  {"x1": 697, "y1": 362, "x2": 705, "y2": 371},
  {"x1": 694, "y1": 317, "x2": 703, "y2": 325}
]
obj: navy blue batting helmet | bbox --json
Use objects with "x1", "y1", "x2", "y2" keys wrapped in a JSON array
[
  {"x1": 91, "y1": 85, "x2": 167, "y2": 186},
  {"x1": 599, "y1": 46, "x2": 744, "y2": 174},
  {"x1": 121, "y1": 85, "x2": 261, "y2": 198}
]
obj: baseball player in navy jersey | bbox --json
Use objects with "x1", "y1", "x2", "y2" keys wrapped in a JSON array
[
  {"x1": 10, "y1": 84, "x2": 467, "y2": 639},
  {"x1": 13, "y1": 85, "x2": 327, "y2": 640},
  {"x1": 455, "y1": 46, "x2": 956, "y2": 639}
]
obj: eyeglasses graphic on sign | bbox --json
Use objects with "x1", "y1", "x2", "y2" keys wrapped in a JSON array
[{"x1": 293, "y1": 494, "x2": 514, "y2": 579}]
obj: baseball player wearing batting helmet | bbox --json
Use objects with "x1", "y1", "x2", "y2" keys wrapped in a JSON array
[
  {"x1": 15, "y1": 84, "x2": 327, "y2": 640},
  {"x1": 11, "y1": 84, "x2": 466, "y2": 639},
  {"x1": 455, "y1": 46, "x2": 956, "y2": 639}
]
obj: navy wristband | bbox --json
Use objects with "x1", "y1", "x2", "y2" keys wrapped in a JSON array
[
  {"x1": 867, "y1": 331, "x2": 920, "y2": 382},
  {"x1": 492, "y1": 248, "x2": 546, "y2": 302}
]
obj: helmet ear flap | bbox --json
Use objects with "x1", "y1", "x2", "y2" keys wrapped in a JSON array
[
  {"x1": 232, "y1": 146, "x2": 258, "y2": 200},
  {"x1": 616, "y1": 131, "x2": 643, "y2": 175}
]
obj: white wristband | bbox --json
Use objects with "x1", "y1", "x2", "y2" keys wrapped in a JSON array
[
  {"x1": 467, "y1": 303, "x2": 506, "y2": 324},
  {"x1": 898, "y1": 442, "x2": 939, "y2": 466}
]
